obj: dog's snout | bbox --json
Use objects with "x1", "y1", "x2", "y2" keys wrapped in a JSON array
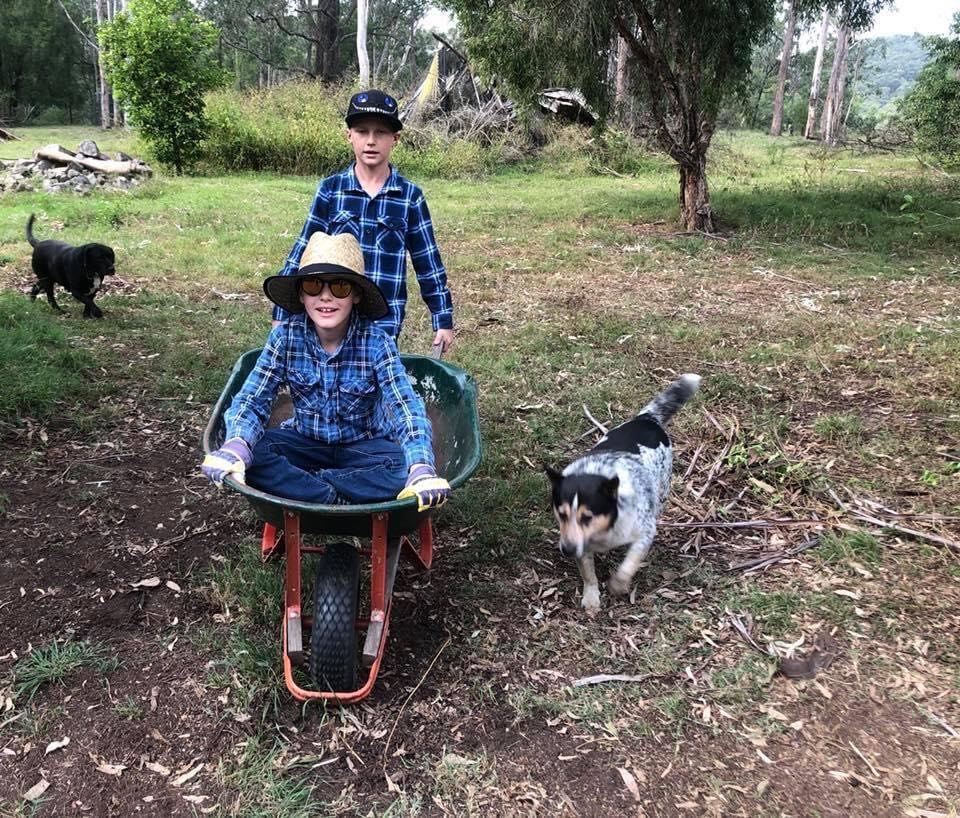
[{"x1": 559, "y1": 540, "x2": 579, "y2": 558}]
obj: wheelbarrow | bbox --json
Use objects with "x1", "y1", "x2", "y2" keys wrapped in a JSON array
[{"x1": 202, "y1": 348, "x2": 481, "y2": 704}]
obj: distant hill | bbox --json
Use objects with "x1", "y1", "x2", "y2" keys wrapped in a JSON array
[{"x1": 855, "y1": 33, "x2": 932, "y2": 105}]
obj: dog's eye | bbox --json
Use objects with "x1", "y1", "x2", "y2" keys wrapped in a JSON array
[
  {"x1": 556, "y1": 510, "x2": 568, "y2": 521},
  {"x1": 580, "y1": 512, "x2": 593, "y2": 524}
]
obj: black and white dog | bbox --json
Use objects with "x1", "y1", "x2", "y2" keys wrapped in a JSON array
[
  {"x1": 546, "y1": 374, "x2": 701, "y2": 611},
  {"x1": 27, "y1": 214, "x2": 116, "y2": 318}
]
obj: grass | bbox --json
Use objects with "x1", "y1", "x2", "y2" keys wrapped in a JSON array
[
  {"x1": 2, "y1": 125, "x2": 960, "y2": 813},
  {"x1": 11, "y1": 640, "x2": 118, "y2": 701},
  {"x1": 212, "y1": 737, "x2": 317, "y2": 817}
]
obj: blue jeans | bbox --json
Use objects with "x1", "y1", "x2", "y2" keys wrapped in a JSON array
[{"x1": 246, "y1": 427, "x2": 408, "y2": 504}]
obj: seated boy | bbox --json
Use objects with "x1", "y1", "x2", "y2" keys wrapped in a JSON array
[{"x1": 201, "y1": 231, "x2": 450, "y2": 510}]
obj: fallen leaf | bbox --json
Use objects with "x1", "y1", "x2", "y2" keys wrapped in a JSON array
[
  {"x1": 130, "y1": 577, "x2": 161, "y2": 589},
  {"x1": 172, "y1": 763, "x2": 203, "y2": 787},
  {"x1": 44, "y1": 737, "x2": 70, "y2": 755},
  {"x1": 145, "y1": 761, "x2": 170, "y2": 776},
  {"x1": 617, "y1": 767, "x2": 641, "y2": 802},
  {"x1": 165, "y1": 580, "x2": 182, "y2": 593},
  {"x1": 90, "y1": 754, "x2": 126, "y2": 776},
  {"x1": 24, "y1": 779, "x2": 50, "y2": 801}
]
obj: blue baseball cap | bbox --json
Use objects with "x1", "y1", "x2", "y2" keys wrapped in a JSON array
[{"x1": 345, "y1": 89, "x2": 403, "y2": 132}]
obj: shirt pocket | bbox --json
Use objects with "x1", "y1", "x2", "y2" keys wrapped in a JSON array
[
  {"x1": 287, "y1": 368, "x2": 324, "y2": 413},
  {"x1": 375, "y1": 216, "x2": 406, "y2": 254},
  {"x1": 330, "y1": 211, "x2": 358, "y2": 240},
  {"x1": 338, "y1": 377, "x2": 377, "y2": 422}
]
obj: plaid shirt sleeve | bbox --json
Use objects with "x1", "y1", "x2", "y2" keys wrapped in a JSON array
[
  {"x1": 272, "y1": 182, "x2": 332, "y2": 322},
  {"x1": 374, "y1": 335, "x2": 435, "y2": 471},
  {"x1": 406, "y1": 192, "x2": 454, "y2": 331},
  {"x1": 224, "y1": 327, "x2": 287, "y2": 447}
]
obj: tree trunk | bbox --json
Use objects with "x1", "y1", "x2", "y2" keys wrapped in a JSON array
[
  {"x1": 390, "y1": 19, "x2": 416, "y2": 83},
  {"x1": 769, "y1": 0, "x2": 797, "y2": 136},
  {"x1": 842, "y1": 40, "x2": 864, "y2": 131},
  {"x1": 820, "y1": 23, "x2": 850, "y2": 146},
  {"x1": 356, "y1": 0, "x2": 370, "y2": 85},
  {"x1": 95, "y1": 0, "x2": 111, "y2": 129},
  {"x1": 311, "y1": 0, "x2": 341, "y2": 81},
  {"x1": 614, "y1": 34, "x2": 629, "y2": 106},
  {"x1": 804, "y1": 8, "x2": 830, "y2": 139},
  {"x1": 679, "y1": 157, "x2": 714, "y2": 233}
]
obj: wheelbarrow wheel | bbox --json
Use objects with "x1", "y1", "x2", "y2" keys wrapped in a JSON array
[{"x1": 309, "y1": 542, "x2": 360, "y2": 692}]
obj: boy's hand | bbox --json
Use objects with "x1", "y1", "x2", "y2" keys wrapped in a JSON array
[
  {"x1": 202, "y1": 438, "x2": 253, "y2": 485},
  {"x1": 397, "y1": 464, "x2": 450, "y2": 511},
  {"x1": 433, "y1": 329, "x2": 455, "y2": 354}
]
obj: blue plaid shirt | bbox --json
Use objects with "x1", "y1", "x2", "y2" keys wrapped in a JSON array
[
  {"x1": 272, "y1": 164, "x2": 453, "y2": 338},
  {"x1": 225, "y1": 313, "x2": 434, "y2": 470}
]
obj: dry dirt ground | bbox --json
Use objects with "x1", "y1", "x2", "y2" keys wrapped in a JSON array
[{"x1": 2, "y1": 232, "x2": 959, "y2": 817}]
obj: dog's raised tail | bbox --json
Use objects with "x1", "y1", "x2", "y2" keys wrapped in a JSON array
[
  {"x1": 26, "y1": 213, "x2": 37, "y2": 247},
  {"x1": 641, "y1": 373, "x2": 701, "y2": 427}
]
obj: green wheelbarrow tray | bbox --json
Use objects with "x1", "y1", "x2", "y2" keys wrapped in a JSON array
[{"x1": 202, "y1": 348, "x2": 482, "y2": 703}]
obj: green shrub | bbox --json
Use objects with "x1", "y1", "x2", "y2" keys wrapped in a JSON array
[
  {"x1": 538, "y1": 122, "x2": 664, "y2": 177},
  {"x1": 203, "y1": 81, "x2": 671, "y2": 179},
  {"x1": 203, "y1": 81, "x2": 353, "y2": 175}
]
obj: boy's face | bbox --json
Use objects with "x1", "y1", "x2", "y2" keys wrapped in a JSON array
[
  {"x1": 346, "y1": 117, "x2": 400, "y2": 172},
  {"x1": 299, "y1": 277, "x2": 361, "y2": 338}
]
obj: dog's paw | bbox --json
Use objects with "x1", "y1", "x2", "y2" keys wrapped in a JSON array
[
  {"x1": 608, "y1": 572, "x2": 633, "y2": 596},
  {"x1": 580, "y1": 586, "x2": 601, "y2": 611}
]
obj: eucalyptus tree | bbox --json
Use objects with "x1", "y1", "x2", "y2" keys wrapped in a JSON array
[
  {"x1": 0, "y1": 0, "x2": 97, "y2": 124},
  {"x1": 444, "y1": 0, "x2": 777, "y2": 233},
  {"x1": 899, "y1": 13, "x2": 960, "y2": 168}
]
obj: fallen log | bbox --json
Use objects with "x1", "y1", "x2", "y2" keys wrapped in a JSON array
[
  {"x1": 0, "y1": 126, "x2": 21, "y2": 141},
  {"x1": 33, "y1": 144, "x2": 148, "y2": 175}
]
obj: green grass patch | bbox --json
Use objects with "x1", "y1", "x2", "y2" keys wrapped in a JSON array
[
  {"x1": 816, "y1": 529, "x2": 882, "y2": 567},
  {"x1": 0, "y1": 292, "x2": 95, "y2": 418},
  {"x1": 11, "y1": 640, "x2": 118, "y2": 701},
  {"x1": 213, "y1": 736, "x2": 317, "y2": 818},
  {"x1": 812, "y1": 413, "x2": 865, "y2": 443}
]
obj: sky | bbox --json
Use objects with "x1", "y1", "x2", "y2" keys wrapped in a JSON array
[
  {"x1": 865, "y1": 0, "x2": 959, "y2": 38},
  {"x1": 423, "y1": 2, "x2": 960, "y2": 38}
]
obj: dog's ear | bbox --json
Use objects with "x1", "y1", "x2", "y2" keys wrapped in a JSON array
[
  {"x1": 544, "y1": 466, "x2": 563, "y2": 487},
  {"x1": 602, "y1": 475, "x2": 619, "y2": 498}
]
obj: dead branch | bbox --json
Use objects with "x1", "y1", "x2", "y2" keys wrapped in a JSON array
[{"x1": 34, "y1": 144, "x2": 148, "y2": 175}]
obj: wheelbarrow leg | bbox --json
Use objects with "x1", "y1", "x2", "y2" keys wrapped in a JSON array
[
  {"x1": 261, "y1": 522, "x2": 283, "y2": 561},
  {"x1": 283, "y1": 510, "x2": 304, "y2": 666},
  {"x1": 362, "y1": 513, "x2": 400, "y2": 668}
]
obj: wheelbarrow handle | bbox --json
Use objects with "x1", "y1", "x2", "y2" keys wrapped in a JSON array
[{"x1": 431, "y1": 341, "x2": 444, "y2": 360}]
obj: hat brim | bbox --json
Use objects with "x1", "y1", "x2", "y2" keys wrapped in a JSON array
[
  {"x1": 345, "y1": 112, "x2": 402, "y2": 132},
  {"x1": 263, "y1": 266, "x2": 389, "y2": 319}
]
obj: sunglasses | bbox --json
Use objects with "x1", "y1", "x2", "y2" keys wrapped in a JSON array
[{"x1": 300, "y1": 277, "x2": 354, "y2": 299}]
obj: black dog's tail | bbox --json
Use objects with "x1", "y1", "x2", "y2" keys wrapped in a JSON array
[
  {"x1": 641, "y1": 373, "x2": 701, "y2": 427},
  {"x1": 26, "y1": 213, "x2": 38, "y2": 247}
]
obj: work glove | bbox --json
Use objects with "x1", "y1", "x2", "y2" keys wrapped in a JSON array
[
  {"x1": 397, "y1": 464, "x2": 450, "y2": 511},
  {"x1": 202, "y1": 437, "x2": 253, "y2": 485}
]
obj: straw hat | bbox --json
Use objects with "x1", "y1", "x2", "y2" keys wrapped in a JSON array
[{"x1": 263, "y1": 232, "x2": 389, "y2": 319}]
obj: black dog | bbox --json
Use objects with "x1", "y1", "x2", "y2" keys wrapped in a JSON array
[{"x1": 27, "y1": 214, "x2": 116, "y2": 318}]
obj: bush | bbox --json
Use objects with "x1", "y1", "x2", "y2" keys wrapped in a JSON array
[
  {"x1": 539, "y1": 122, "x2": 665, "y2": 176},
  {"x1": 203, "y1": 81, "x2": 504, "y2": 178},
  {"x1": 898, "y1": 19, "x2": 960, "y2": 169},
  {"x1": 201, "y1": 81, "x2": 664, "y2": 179}
]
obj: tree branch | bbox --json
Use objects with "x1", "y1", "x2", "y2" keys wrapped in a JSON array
[{"x1": 55, "y1": 0, "x2": 100, "y2": 52}]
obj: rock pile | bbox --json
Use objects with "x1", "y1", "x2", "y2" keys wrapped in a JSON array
[{"x1": 0, "y1": 139, "x2": 152, "y2": 194}]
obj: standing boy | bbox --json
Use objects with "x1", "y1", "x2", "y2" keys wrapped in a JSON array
[
  {"x1": 204, "y1": 231, "x2": 450, "y2": 510},
  {"x1": 272, "y1": 89, "x2": 455, "y2": 354}
]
